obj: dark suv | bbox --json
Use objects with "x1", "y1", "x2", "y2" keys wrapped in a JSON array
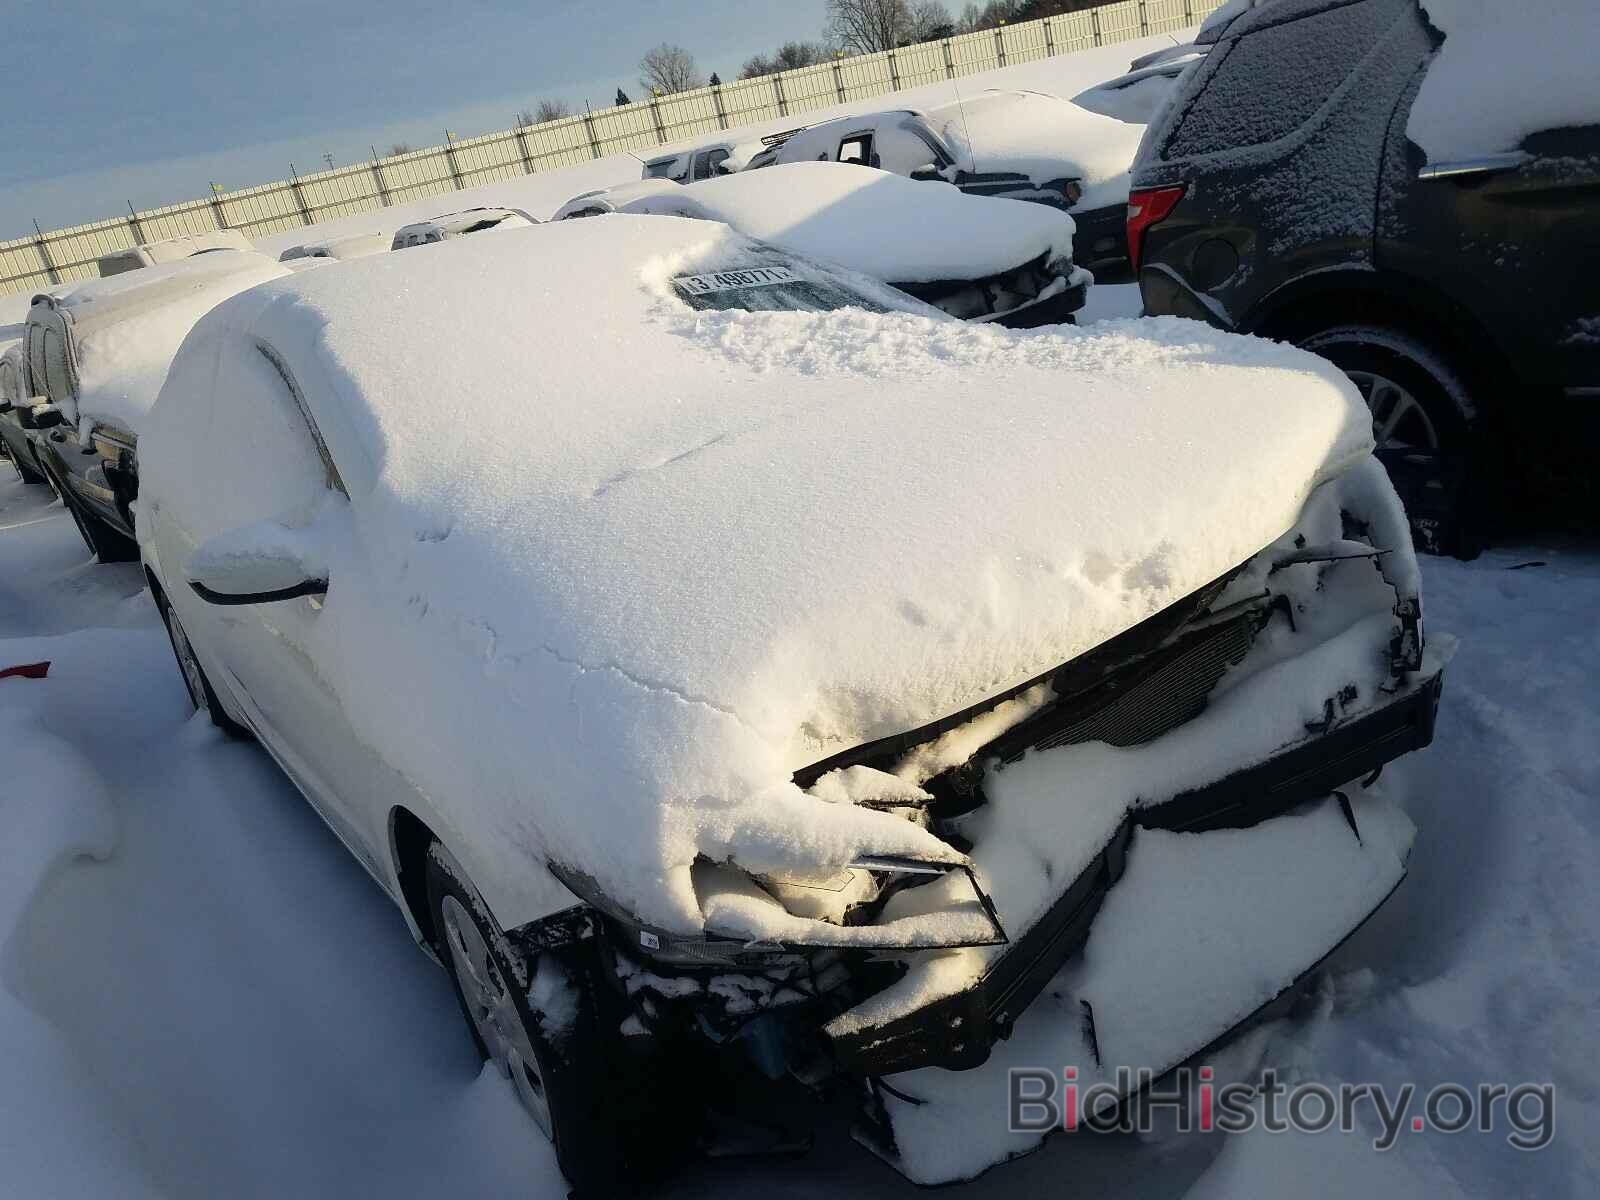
[{"x1": 1129, "y1": 0, "x2": 1600, "y2": 553}]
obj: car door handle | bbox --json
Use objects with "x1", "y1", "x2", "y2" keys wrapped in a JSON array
[{"x1": 1417, "y1": 151, "x2": 1529, "y2": 181}]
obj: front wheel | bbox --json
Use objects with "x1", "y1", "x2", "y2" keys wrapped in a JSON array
[
  {"x1": 1299, "y1": 324, "x2": 1491, "y2": 559},
  {"x1": 426, "y1": 843, "x2": 632, "y2": 1195},
  {"x1": 154, "y1": 588, "x2": 252, "y2": 738}
]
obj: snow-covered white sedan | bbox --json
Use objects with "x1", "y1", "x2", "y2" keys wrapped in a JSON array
[
  {"x1": 137, "y1": 216, "x2": 1445, "y2": 1190},
  {"x1": 554, "y1": 161, "x2": 1091, "y2": 327}
]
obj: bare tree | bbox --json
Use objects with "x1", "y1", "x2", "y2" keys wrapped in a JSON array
[
  {"x1": 908, "y1": 0, "x2": 955, "y2": 40},
  {"x1": 387, "y1": 142, "x2": 414, "y2": 156},
  {"x1": 740, "y1": 39, "x2": 830, "y2": 79},
  {"x1": 826, "y1": 0, "x2": 907, "y2": 54},
  {"x1": 639, "y1": 43, "x2": 704, "y2": 95}
]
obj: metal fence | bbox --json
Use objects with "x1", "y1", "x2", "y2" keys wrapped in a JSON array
[{"x1": 0, "y1": 0, "x2": 1220, "y2": 297}]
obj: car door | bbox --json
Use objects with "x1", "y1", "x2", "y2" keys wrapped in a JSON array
[
  {"x1": 154, "y1": 333, "x2": 395, "y2": 888},
  {"x1": 1380, "y1": 119, "x2": 1600, "y2": 398}
]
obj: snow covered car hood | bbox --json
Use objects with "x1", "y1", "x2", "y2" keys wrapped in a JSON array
[
  {"x1": 561, "y1": 161, "x2": 1076, "y2": 286},
  {"x1": 927, "y1": 90, "x2": 1149, "y2": 210},
  {"x1": 144, "y1": 217, "x2": 1376, "y2": 932}
]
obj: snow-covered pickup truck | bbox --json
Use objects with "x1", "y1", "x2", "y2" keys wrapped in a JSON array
[
  {"x1": 755, "y1": 90, "x2": 1148, "y2": 276},
  {"x1": 137, "y1": 217, "x2": 1445, "y2": 1192},
  {"x1": 22, "y1": 250, "x2": 289, "y2": 560},
  {"x1": 553, "y1": 161, "x2": 1091, "y2": 327}
]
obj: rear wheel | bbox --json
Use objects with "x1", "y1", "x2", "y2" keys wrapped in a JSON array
[
  {"x1": 426, "y1": 843, "x2": 635, "y2": 1195},
  {"x1": 154, "y1": 588, "x2": 253, "y2": 738},
  {"x1": 1299, "y1": 325, "x2": 1491, "y2": 559},
  {"x1": 47, "y1": 463, "x2": 140, "y2": 562}
]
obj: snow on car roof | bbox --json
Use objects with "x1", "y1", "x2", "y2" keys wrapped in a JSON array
[
  {"x1": 279, "y1": 231, "x2": 391, "y2": 261},
  {"x1": 28, "y1": 250, "x2": 289, "y2": 433},
  {"x1": 1408, "y1": 0, "x2": 1598, "y2": 165},
  {"x1": 551, "y1": 177, "x2": 682, "y2": 219},
  {"x1": 147, "y1": 216, "x2": 1373, "y2": 927},
  {"x1": 591, "y1": 160, "x2": 1075, "y2": 282},
  {"x1": 928, "y1": 89, "x2": 1149, "y2": 210}
]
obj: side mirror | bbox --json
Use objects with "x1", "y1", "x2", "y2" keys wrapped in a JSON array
[
  {"x1": 185, "y1": 521, "x2": 328, "y2": 606},
  {"x1": 909, "y1": 163, "x2": 943, "y2": 182}
]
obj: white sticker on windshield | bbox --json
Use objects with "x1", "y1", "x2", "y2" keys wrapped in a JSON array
[{"x1": 674, "y1": 265, "x2": 803, "y2": 294}]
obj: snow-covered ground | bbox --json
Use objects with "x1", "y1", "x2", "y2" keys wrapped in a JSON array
[{"x1": 5, "y1": 365, "x2": 1596, "y2": 1198}]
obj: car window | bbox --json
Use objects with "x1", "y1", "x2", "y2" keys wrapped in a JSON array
[
  {"x1": 692, "y1": 148, "x2": 731, "y2": 180},
  {"x1": 1160, "y1": 0, "x2": 1395, "y2": 159},
  {"x1": 425, "y1": 231, "x2": 442, "y2": 243},
  {"x1": 671, "y1": 251, "x2": 889, "y2": 315},
  {"x1": 837, "y1": 133, "x2": 874, "y2": 165}
]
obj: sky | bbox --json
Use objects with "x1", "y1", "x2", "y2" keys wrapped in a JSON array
[{"x1": 0, "y1": 0, "x2": 831, "y2": 241}]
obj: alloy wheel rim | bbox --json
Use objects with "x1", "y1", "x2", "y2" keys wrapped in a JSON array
[
  {"x1": 439, "y1": 895, "x2": 554, "y2": 1141},
  {"x1": 1346, "y1": 369, "x2": 1441, "y2": 453}
]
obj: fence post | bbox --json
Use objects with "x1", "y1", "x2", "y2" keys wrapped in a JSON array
[
  {"x1": 1091, "y1": 7, "x2": 1102, "y2": 44},
  {"x1": 832, "y1": 59, "x2": 846, "y2": 103},
  {"x1": 512, "y1": 122, "x2": 536, "y2": 173},
  {"x1": 887, "y1": 48, "x2": 901, "y2": 90},
  {"x1": 993, "y1": 26, "x2": 1007, "y2": 68},
  {"x1": 126, "y1": 202, "x2": 145, "y2": 246},
  {"x1": 711, "y1": 81, "x2": 728, "y2": 130},
  {"x1": 1139, "y1": 0, "x2": 1149, "y2": 36},
  {"x1": 773, "y1": 73, "x2": 789, "y2": 118},
  {"x1": 370, "y1": 147, "x2": 393, "y2": 206},
  {"x1": 32, "y1": 220, "x2": 60, "y2": 285},
  {"x1": 582, "y1": 108, "x2": 603, "y2": 159},
  {"x1": 288, "y1": 164, "x2": 314, "y2": 226},
  {"x1": 1044, "y1": 17, "x2": 1055, "y2": 56},
  {"x1": 942, "y1": 39, "x2": 955, "y2": 79},
  {"x1": 443, "y1": 132, "x2": 465, "y2": 189},
  {"x1": 1184, "y1": 0, "x2": 1194, "y2": 20},
  {"x1": 209, "y1": 183, "x2": 230, "y2": 230},
  {"x1": 648, "y1": 94, "x2": 667, "y2": 144}
]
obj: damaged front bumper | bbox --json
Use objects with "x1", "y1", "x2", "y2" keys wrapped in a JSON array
[{"x1": 823, "y1": 668, "x2": 1441, "y2": 1077}]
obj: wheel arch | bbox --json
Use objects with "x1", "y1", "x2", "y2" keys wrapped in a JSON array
[
  {"x1": 1243, "y1": 266, "x2": 1515, "y2": 396},
  {"x1": 389, "y1": 805, "x2": 442, "y2": 952}
]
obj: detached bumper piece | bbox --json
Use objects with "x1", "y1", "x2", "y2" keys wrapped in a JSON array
[{"x1": 822, "y1": 670, "x2": 1442, "y2": 1077}]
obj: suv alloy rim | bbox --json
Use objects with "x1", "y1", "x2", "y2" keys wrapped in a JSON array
[
  {"x1": 1346, "y1": 368, "x2": 1441, "y2": 452},
  {"x1": 438, "y1": 895, "x2": 554, "y2": 1141}
]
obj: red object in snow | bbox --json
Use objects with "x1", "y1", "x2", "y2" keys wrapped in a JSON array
[{"x1": 0, "y1": 661, "x2": 51, "y2": 680}]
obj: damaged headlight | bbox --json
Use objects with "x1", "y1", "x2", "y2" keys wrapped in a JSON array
[{"x1": 550, "y1": 852, "x2": 1008, "y2": 971}]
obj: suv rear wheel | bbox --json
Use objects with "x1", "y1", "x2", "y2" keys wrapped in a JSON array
[{"x1": 1300, "y1": 324, "x2": 1490, "y2": 559}]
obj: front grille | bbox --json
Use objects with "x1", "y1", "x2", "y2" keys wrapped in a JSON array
[{"x1": 1031, "y1": 613, "x2": 1259, "y2": 752}]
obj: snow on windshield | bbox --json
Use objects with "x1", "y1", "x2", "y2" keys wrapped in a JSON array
[{"x1": 1409, "y1": 0, "x2": 1600, "y2": 164}]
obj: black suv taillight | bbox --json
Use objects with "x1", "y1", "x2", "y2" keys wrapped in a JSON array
[{"x1": 1126, "y1": 184, "x2": 1186, "y2": 274}]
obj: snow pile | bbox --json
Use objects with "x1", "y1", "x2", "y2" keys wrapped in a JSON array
[
  {"x1": 28, "y1": 250, "x2": 288, "y2": 434},
  {"x1": 598, "y1": 160, "x2": 1076, "y2": 282},
  {"x1": 1409, "y1": 0, "x2": 1600, "y2": 164},
  {"x1": 929, "y1": 90, "x2": 1149, "y2": 209},
  {"x1": 279, "y1": 231, "x2": 391, "y2": 262},
  {"x1": 144, "y1": 216, "x2": 1372, "y2": 935}
]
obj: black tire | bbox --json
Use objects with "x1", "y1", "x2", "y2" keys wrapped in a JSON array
[
  {"x1": 47, "y1": 463, "x2": 141, "y2": 563},
  {"x1": 9, "y1": 445, "x2": 47, "y2": 486},
  {"x1": 425, "y1": 844, "x2": 634, "y2": 1195},
  {"x1": 153, "y1": 587, "x2": 254, "y2": 739},
  {"x1": 1299, "y1": 324, "x2": 1492, "y2": 559}
]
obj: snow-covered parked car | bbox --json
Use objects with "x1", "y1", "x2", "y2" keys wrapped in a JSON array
[
  {"x1": 95, "y1": 229, "x2": 255, "y2": 277},
  {"x1": 278, "y1": 231, "x2": 390, "y2": 264},
  {"x1": 640, "y1": 139, "x2": 765, "y2": 182},
  {"x1": 389, "y1": 206, "x2": 537, "y2": 250},
  {"x1": 758, "y1": 90, "x2": 1147, "y2": 275},
  {"x1": 137, "y1": 216, "x2": 1444, "y2": 1191},
  {"x1": 0, "y1": 334, "x2": 51, "y2": 485},
  {"x1": 23, "y1": 249, "x2": 290, "y2": 560},
  {"x1": 554, "y1": 161, "x2": 1090, "y2": 327}
]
